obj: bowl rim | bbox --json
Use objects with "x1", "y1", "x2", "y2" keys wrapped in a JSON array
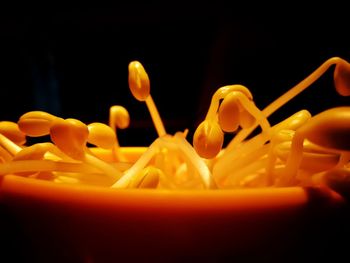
[
  {"x1": 0, "y1": 146, "x2": 344, "y2": 210},
  {"x1": 0, "y1": 174, "x2": 343, "y2": 211}
]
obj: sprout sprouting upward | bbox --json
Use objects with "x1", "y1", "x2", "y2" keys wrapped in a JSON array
[
  {"x1": 0, "y1": 57, "x2": 349, "y2": 194},
  {"x1": 128, "y1": 61, "x2": 166, "y2": 137}
]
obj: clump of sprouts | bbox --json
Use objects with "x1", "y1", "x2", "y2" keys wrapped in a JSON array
[{"x1": 0, "y1": 57, "x2": 349, "y2": 194}]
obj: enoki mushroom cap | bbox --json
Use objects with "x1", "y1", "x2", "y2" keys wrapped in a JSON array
[
  {"x1": 50, "y1": 118, "x2": 89, "y2": 160},
  {"x1": 334, "y1": 59, "x2": 350, "y2": 96},
  {"x1": 128, "y1": 61, "x2": 150, "y2": 101},
  {"x1": 193, "y1": 120, "x2": 224, "y2": 159}
]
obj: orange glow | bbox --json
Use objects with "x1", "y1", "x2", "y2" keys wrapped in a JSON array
[
  {"x1": 0, "y1": 57, "x2": 349, "y2": 262},
  {"x1": 1, "y1": 57, "x2": 349, "y2": 190}
]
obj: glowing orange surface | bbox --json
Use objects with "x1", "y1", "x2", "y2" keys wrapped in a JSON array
[{"x1": 0, "y1": 148, "x2": 344, "y2": 263}]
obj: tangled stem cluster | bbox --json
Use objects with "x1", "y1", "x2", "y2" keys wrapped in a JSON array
[{"x1": 0, "y1": 58, "x2": 350, "y2": 196}]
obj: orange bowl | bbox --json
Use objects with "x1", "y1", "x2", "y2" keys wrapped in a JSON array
[{"x1": 0, "y1": 147, "x2": 347, "y2": 263}]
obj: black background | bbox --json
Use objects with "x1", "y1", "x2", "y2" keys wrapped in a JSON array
[{"x1": 1, "y1": 6, "x2": 350, "y2": 146}]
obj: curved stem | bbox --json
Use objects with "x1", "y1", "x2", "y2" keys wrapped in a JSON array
[
  {"x1": 227, "y1": 57, "x2": 344, "y2": 148},
  {"x1": 109, "y1": 107, "x2": 127, "y2": 162},
  {"x1": 145, "y1": 95, "x2": 166, "y2": 137},
  {"x1": 234, "y1": 92, "x2": 271, "y2": 134},
  {"x1": 112, "y1": 145, "x2": 128, "y2": 162},
  {"x1": 205, "y1": 85, "x2": 247, "y2": 121},
  {"x1": 212, "y1": 92, "x2": 271, "y2": 177},
  {"x1": 277, "y1": 132, "x2": 305, "y2": 186},
  {"x1": 265, "y1": 130, "x2": 294, "y2": 185}
]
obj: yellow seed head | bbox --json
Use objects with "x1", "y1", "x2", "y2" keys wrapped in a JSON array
[
  {"x1": 193, "y1": 120, "x2": 224, "y2": 159},
  {"x1": 87, "y1": 122, "x2": 117, "y2": 149},
  {"x1": 218, "y1": 93, "x2": 240, "y2": 132},
  {"x1": 50, "y1": 118, "x2": 89, "y2": 160},
  {"x1": 128, "y1": 61, "x2": 150, "y2": 101},
  {"x1": 0, "y1": 121, "x2": 26, "y2": 145},
  {"x1": 18, "y1": 111, "x2": 58, "y2": 137}
]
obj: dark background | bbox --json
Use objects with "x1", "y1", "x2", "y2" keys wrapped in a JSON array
[{"x1": 1, "y1": 6, "x2": 350, "y2": 146}]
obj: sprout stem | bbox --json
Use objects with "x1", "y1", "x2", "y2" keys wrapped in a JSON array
[
  {"x1": 145, "y1": 96, "x2": 166, "y2": 137},
  {"x1": 227, "y1": 57, "x2": 344, "y2": 149}
]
